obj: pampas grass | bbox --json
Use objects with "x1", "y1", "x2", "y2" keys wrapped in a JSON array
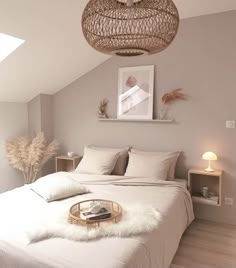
[
  {"x1": 97, "y1": 99, "x2": 108, "y2": 118},
  {"x1": 5, "y1": 133, "x2": 59, "y2": 184},
  {"x1": 162, "y1": 88, "x2": 186, "y2": 105},
  {"x1": 159, "y1": 89, "x2": 186, "y2": 120}
]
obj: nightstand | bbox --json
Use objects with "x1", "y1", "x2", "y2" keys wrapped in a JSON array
[
  {"x1": 188, "y1": 168, "x2": 223, "y2": 206},
  {"x1": 55, "y1": 155, "x2": 81, "y2": 172}
]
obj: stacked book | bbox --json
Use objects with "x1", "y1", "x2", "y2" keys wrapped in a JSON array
[
  {"x1": 80, "y1": 205, "x2": 111, "y2": 221},
  {"x1": 192, "y1": 194, "x2": 219, "y2": 205}
]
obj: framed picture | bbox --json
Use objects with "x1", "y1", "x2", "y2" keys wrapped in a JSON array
[{"x1": 117, "y1": 65, "x2": 154, "y2": 120}]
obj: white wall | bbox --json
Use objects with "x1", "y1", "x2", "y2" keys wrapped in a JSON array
[{"x1": 0, "y1": 102, "x2": 28, "y2": 193}]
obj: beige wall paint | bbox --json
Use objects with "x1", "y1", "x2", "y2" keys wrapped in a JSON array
[
  {"x1": 0, "y1": 102, "x2": 28, "y2": 193},
  {"x1": 28, "y1": 94, "x2": 54, "y2": 175},
  {"x1": 40, "y1": 94, "x2": 53, "y2": 142},
  {"x1": 28, "y1": 94, "x2": 53, "y2": 141},
  {"x1": 0, "y1": 95, "x2": 54, "y2": 193},
  {"x1": 28, "y1": 95, "x2": 41, "y2": 138},
  {"x1": 53, "y1": 11, "x2": 236, "y2": 224}
]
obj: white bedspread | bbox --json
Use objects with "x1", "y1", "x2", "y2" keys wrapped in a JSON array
[{"x1": 0, "y1": 173, "x2": 194, "y2": 268}]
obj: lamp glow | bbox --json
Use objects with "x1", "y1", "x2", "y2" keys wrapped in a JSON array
[{"x1": 202, "y1": 152, "x2": 217, "y2": 172}]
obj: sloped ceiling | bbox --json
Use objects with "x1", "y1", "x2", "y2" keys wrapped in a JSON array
[{"x1": 0, "y1": 0, "x2": 235, "y2": 102}]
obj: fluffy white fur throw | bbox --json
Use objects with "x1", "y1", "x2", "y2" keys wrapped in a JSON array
[{"x1": 25, "y1": 204, "x2": 162, "y2": 243}]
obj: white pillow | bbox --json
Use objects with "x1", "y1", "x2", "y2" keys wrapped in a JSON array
[
  {"x1": 75, "y1": 147, "x2": 119, "y2": 175},
  {"x1": 125, "y1": 152, "x2": 174, "y2": 180},
  {"x1": 131, "y1": 149, "x2": 180, "y2": 180},
  {"x1": 30, "y1": 172, "x2": 89, "y2": 202},
  {"x1": 88, "y1": 145, "x2": 129, "y2": 175}
]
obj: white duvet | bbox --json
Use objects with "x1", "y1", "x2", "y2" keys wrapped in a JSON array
[{"x1": 0, "y1": 173, "x2": 194, "y2": 268}]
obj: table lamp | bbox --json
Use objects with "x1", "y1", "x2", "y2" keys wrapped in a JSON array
[{"x1": 202, "y1": 152, "x2": 217, "y2": 172}]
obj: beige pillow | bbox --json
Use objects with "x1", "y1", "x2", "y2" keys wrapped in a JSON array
[
  {"x1": 88, "y1": 145, "x2": 129, "y2": 175},
  {"x1": 30, "y1": 172, "x2": 89, "y2": 202},
  {"x1": 131, "y1": 149, "x2": 180, "y2": 180},
  {"x1": 75, "y1": 147, "x2": 119, "y2": 175},
  {"x1": 125, "y1": 152, "x2": 174, "y2": 180}
]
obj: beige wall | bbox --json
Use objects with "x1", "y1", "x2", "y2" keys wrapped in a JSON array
[
  {"x1": 0, "y1": 95, "x2": 53, "y2": 193},
  {"x1": 28, "y1": 94, "x2": 53, "y2": 141},
  {"x1": 53, "y1": 11, "x2": 236, "y2": 224},
  {"x1": 28, "y1": 95, "x2": 41, "y2": 138},
  {"x1": 28, "y1": 94, "x2": 54, "y2": 175},
  {"x1": 0, "y1": 102, "x2": 28, "y2": 193}
]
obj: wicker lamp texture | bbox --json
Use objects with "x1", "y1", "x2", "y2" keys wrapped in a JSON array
[{"x1": 82, "y1": 0, "x2": 179, "y2": 56}]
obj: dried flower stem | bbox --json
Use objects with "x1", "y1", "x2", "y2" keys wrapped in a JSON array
[
  {"x1": 162, "y1": 88, "x2": 186, "y2": 105},
  {"x1": 5, "y1": 132, "x2": 59, "y2": 184},
  {"x1": 97, "y1": 99, "x2": 108, "y2": 118}
]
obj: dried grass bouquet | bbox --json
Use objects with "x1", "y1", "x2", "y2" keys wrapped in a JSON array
[
  {"x1": 5, "y1": 132, "x2": 59, "y2": 184},
  {"x1": 159, "y1": 88, "x2": 186, "y2": 120},
  {"x1": 97, "y1": 98, "x2": 108, "y2": 118},
  {"x1": 161, "y1": 88, "x2": 186, "y2": 104}
]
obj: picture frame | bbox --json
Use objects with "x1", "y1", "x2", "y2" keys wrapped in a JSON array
[{"x1": 117, "y1": 65, "x2": 154, "y2": 120}]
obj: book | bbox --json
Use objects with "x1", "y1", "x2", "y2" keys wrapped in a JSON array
[
  {"x1": 192, "y1": 195, "x2": 219, "y2": 205},
  {"x1": 80, "y1": 207, "x2": 111, "y2": 221},
  {"x1": 85, "y1": 213, "x2": 111, "y2": 221}
]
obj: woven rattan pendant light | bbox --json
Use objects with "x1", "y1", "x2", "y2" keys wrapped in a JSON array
[{"x1": 81, "y1": 0, "x2": 179, "y2": 57}]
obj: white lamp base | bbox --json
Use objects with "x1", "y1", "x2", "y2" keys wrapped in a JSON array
[
  {"x1": 205, "y1": 167, "x2": 215, "y2": 172},
  {"x1": 204, "y1": 160, "x2": 215, "y2": 172}
]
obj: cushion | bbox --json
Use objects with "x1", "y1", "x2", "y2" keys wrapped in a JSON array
[
  {"x1": 131, "y1": 149, "x2": 180, "y2": 180},
  {"x1": 124, "y1": 152, "x2": 174, "y2": 180},
  {"x1": 75, "y1": 147, "x2": 119, "y2": 175},
  {"x1": 30, "y1": 172, "x2": 89, "y2": 202},
  {"x1": 88, "y1": 145, "x2": 129, "y2": 175}
]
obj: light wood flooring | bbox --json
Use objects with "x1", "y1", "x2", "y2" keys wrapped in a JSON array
[{"x1": 171, "y1": 219, "x2": 236, "y2": 268}]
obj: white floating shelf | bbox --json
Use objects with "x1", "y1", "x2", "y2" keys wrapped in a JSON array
[{"x1": 98, "y1": 118, "x2": 173, "y2": 123}]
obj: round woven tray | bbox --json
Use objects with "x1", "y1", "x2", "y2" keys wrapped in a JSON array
[{"x1": 68, "y1": 199, "x2": 122, "y2": 227}]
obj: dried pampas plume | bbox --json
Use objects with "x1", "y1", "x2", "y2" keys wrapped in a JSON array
[
  {"x1": 162, "y1": 88, "x2": 186, "y2": 104},
  {"x1": 5, "y1": 132, "x2": 59, "y2": 184},
  {"x1": 97, "y1": 98, "x2": 108, "y2": 118}
]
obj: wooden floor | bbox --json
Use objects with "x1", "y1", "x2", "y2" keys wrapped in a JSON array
[{"x1": 171, "y1": 219, "x2": 236, "y2": 268}]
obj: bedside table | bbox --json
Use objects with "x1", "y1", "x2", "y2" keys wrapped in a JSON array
[
  {"x1": 55, "y1": 155, "x2": 81, "y2": 172},
  {"x1": 188, "y1": 168, "x2": 223, "y2": 206}
]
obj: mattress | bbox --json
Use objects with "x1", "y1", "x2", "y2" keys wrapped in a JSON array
[{"x1": 0, "y1": 174, "x2": 193, "y2": 268}]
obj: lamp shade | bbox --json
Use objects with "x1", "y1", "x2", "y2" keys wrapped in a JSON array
[
  {"x1": 202, "y1": 152, "x2": 217, "y2": 161},
  {"x1": 81, "y1": 0, "x2": 179, "y2": 57}
]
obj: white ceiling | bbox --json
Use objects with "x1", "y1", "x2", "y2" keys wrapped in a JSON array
[{"x1": 0, "y1": 0, "x2": 235, "y2": 102}]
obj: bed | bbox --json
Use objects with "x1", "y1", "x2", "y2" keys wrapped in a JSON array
[{"x1": 0, "y1": 172, "x2": 194, "y2": 268}]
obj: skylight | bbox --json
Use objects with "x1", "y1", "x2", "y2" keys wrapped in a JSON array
[{"x1": 0, "y1": 33, "x2": 25, "y2": 63}]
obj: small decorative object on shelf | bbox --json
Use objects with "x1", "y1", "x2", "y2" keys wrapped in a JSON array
[
  {"x1": 97, "y1": 98, "x2": 109, "y2": 118},
  {"x1": 68, "y1": 199, "x2": 122, "y2": 227},
  {"x1": 56, "y1": 155, "x2": 81, "y2": 172},
  {"x1": 202, "y1": 152, "x2": 218, "y2": 172},
  {"x1": 188, "y1": 168, "x2": 223, "y2": 206},
  {"x1": 201, "y1": 186, "x2": 209, "y2": 198},
  {"x1": 159, "y1": 88, "x2": 186, "y2": 120}
]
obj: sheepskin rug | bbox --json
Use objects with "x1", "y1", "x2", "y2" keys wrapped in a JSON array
[{"x1": 25, "y1": 204, "x2": 162, "y2": 243}]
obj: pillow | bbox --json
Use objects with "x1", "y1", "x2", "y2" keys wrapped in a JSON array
[
  {"x1": 125, "y1": 152, "x2": 174, "y2": 180},
  {"x1": 88, "y1": 145, "x2": 129, "y2": 175},
  {"x1": 75, "y1": 147, "x2": 119, "y2": 175},
  {"x1": 131, "y1": 149, "x2": 180, "y2": 180},
  {"x1": 30, "y1": 172, "x2": 89, "y2": 202}
]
